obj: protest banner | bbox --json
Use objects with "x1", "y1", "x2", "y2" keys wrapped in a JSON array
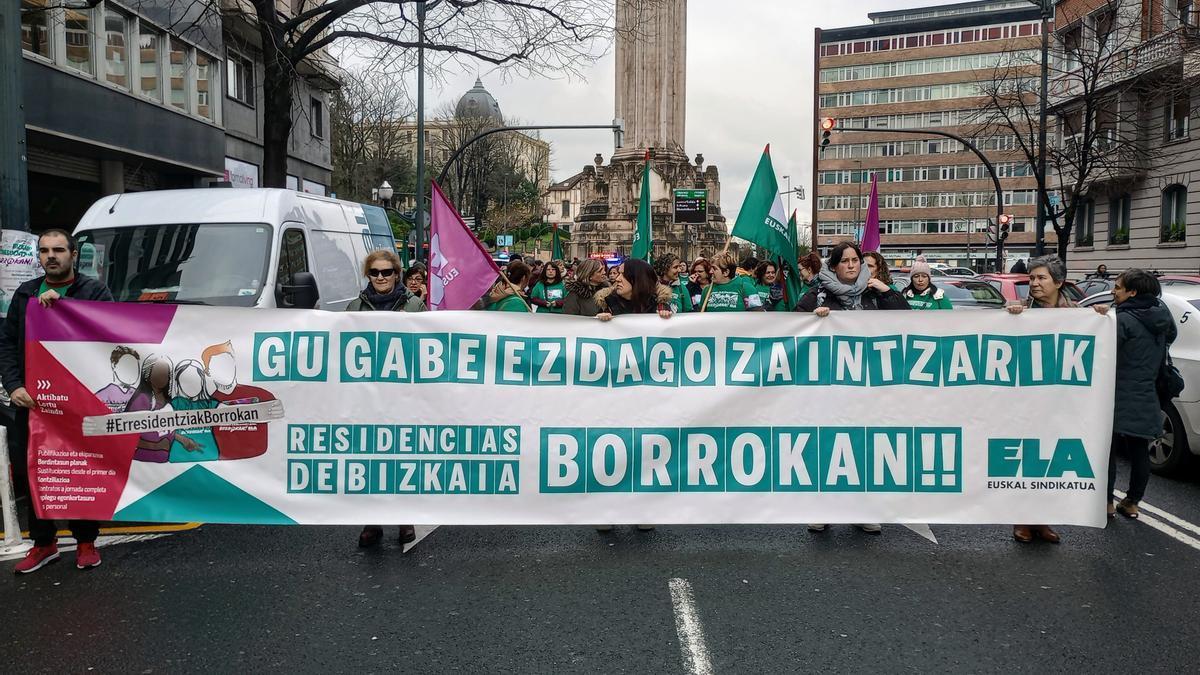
[{"x1": 25, "y1": 300, "x2": 1114, "y2": 526}]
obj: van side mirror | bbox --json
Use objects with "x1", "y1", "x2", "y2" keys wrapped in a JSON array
[{"x1": 279, "y1": 272, "x2": 319, "y2": 309}]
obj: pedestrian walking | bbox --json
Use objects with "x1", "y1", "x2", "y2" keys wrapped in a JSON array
[
  {"x1": 653, "y1": 253, "x2": 693, "y2": 313},
  {"x1": 562, "y1": 259, "x2": 609, "y2": 316},
  {"x1": 753, "y1": 260, "x2": 785, "y2": 311},
  {"x1": 1005, "y1": 254, "x2": 1108, "y2": 543},
  {"x1": 796, "y1": 242, "x2": 909, "y2": 314},
  {"x1": 529, "y1": 260, "x2": 567, "y2": 313},
  {"x1": 1108, "y1": 269, "x2": 1176, "y2": 520},
  {"x1": 698, "y1": 253, "x2": 765, "y2": 312},
  {"x1": 903, "y1": 257, "x2": 952, "y2": 310},
  {"x1": 348, "y1": 250, "x2": 421, "y2": 548},
  {"x1": 1, "y1": 229, "x2": 113, "y2": 573}
]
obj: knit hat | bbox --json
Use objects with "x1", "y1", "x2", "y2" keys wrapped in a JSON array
[{"x1": 910, "y1": 255, "x2": 931, "y2": 278}]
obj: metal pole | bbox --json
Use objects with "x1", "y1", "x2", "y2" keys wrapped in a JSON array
[
  {"x1": 0, "y1": 1, "x2": 30, "y2": 232},
  {"x1": 783, "y1": 175, "x2": 791, "y2": 216},
  {"x1": 0, "y1": 426, "x2": 33, "y2": 556},
  {"x1": 414, "y1": 1, "x2": 429, "y2": 258},
  {"x1": 1035, "y1": 0, "x2": 1050, "y2": 256},
  {"x1": 437, "y1": 124, "x2": 623, "y2": 186}
]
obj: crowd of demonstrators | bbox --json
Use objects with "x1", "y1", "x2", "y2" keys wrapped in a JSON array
[
  {"x1": 347, "y1": 250, "x2": 420, "y2": 548},
  {"x1": 903, "y1": 257, "x2": 952, "y2": 310},
  {"x1": 797, "y1": 242, "x2": 909, "y2": 314},
  {"x1": 529, "y1": 260, "x2": 567, "y2": 313},
  {"x1": 2, "y1": 229, "x2": 112, "y2": 573}
]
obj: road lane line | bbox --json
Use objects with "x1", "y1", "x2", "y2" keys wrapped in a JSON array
[
  {"x1": 1132, "y1": 512, "x2": 1200, "y2": 551},
  {"x1": 1112, "y1": 489, "x2": 1200, "y2": 538},
  {"x1": 668, "y1": 578, "x2": 714, "y2": 675}
]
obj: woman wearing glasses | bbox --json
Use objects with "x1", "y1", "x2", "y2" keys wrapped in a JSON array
[{"x1": 346, "y1": 249, "x2": 423, "y2": 548}]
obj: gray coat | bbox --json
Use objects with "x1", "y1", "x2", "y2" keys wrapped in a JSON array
[
  {"x1": 561, "y1": 279, "x2": 606, "y2": 317},
  {"x1": 1114, "y1": 297, "x2": 1177, "y2": 439}
]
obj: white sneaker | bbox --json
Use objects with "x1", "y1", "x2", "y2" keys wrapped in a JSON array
[
  {"x1": 807, "y1": 524, "x2": 828, "y2": 532},
  {"x1": 855, "y1": 523, "x2": 882, "y2": 534}
]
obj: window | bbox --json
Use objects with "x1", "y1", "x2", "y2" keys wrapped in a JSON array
[
  {"x1": 1167, "y1": 95, "x2": 1190, "y2": 141},
  {"x1": 1109, "y1": 194, "x2": 1131, "y2": 244},
  {"x1": 138, "y1": 26, "x2": 161, "y2": 101},
  {"x1": 1074, "y1": 199, "x2": 1094, "y2": 247},
  {"x1": 195, "y1": 51, "x2": 214, "y2": 121},
  {"x1": 561, "y1": 200, "x2": 570, "y2": 218},
  {"x1": 226, "y1": 50, "x2": 254, "y2": 106},
  {"x1": 1061, "y1": 26, "x2": 1082, "y2": 72},
  {"x1": 169, "y1": 38, "x2": 189, "y2": 111},
  {"x1": 310, "y1": 97, "x2": 324, "y2": 138},
  {"x1": 64, "y1": 6, "x2": 94, "y2": 75},
  {"x1": 1161, "y1": 185, "x2": 1188, "y2": 242},
  {"x1": 104, "y1": 10, "x2": 130, "y2": 88},
  {"x1": 20, "y1": 1, "x2": 51, "y2": 59},
  {"x1": 277, "y1": 229, "x2": 309, "y2": 287}
]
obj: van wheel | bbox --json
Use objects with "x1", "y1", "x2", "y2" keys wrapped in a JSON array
[{"x1": 1150, "y1": 402, "x2": 1192, "y2": 477}]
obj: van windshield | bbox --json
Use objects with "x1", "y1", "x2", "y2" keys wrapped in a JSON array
[{"x1": 75, "y1": 223, "x2": 271, "y2": 307}]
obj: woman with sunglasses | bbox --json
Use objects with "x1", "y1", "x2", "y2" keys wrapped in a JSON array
[{"x1": 346, "y1": 249, "x2": 422, "y2": 548}]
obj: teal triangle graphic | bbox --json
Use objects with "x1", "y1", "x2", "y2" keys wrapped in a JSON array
[{"x1": 115, "y1": 465, "x2": 296, "y2": 525}]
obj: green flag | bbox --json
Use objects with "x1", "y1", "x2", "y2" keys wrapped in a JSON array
[
  {"x1": 551, "y1": 224, "x2": 563, "y2": 261},
  {"x1": 731, "y1": 145, "x2": 796, "y2": 274},
  {"x1": 400, "y1": 242, "x2": 410, "y2": 270},
  {"x1": 782, "y1": 211, "x2": 804, "y2": 309},
  {"x1": 631, "y1": 150, "x2": 652, "y2": 261}
]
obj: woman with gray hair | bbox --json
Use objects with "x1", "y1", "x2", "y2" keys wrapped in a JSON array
[
  {"x1": 1006, "y1": 255, "x2": 1108, "y2": 543},
  {"x1": 562, "y1": 258, "x2": 609, "y2": 316}
]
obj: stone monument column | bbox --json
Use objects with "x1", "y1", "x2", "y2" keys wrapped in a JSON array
[{"x1": 613, "y1": 0, "x2": 687, "y2": 163}]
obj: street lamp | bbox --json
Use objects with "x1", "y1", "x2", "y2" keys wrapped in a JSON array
[{"x1": 378, "y1": 180, "x2": 394, "y2": 209}]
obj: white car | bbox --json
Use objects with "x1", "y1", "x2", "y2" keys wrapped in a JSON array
[{"x1": 1082, "y1": 286, "x2": 1200, "y2": 475}]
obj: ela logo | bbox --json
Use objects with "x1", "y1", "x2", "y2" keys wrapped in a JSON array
[{"x1": 987, "y1": 438, "x2": 1095, "y2": 479}]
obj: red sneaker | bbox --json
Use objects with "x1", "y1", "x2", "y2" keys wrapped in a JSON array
[
  {"x1": 13, "y1": 544, "x2": 60, "y2": 574},
  {"x1": 75, "y1": 543, "x2": 101, "y2": 570}
]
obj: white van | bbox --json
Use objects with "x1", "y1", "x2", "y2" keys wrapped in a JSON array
[{"x1": 73, "y1": 188, "x2": 398, "y2": 311}]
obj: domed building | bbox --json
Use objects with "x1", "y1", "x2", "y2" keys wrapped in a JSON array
[{"x1": 455, "y1": 78, "x2": 504, "y2": 123}]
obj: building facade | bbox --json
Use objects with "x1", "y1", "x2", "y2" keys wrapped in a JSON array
[
  {"x1": 1052, "y1": 0, "x2": 1200, "y2": 274},
  {"x1": 813, "y1": 0, "x2": 1051, "y2": 269},
  {"x1": 17, "y1": 0, "x2": 336, "y2": 231}
]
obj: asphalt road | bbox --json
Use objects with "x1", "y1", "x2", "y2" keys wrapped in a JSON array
[{"x1": 4, "y1": 458, "x2": 1200, "y2": 674}]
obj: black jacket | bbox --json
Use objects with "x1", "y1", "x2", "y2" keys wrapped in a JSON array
[
  {"x1": 0, "y1": 275, "x2": 112, "y2": 394},
  {"x1": 795, "y1": 284, "x2": 910, "y2": 312},
  {"x1": 1114, "y1": 296, "x2": 1177, "y2": 439}
]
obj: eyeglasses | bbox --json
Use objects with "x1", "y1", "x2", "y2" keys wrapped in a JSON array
[{"x1": 368, "y1": 268, "x2": 396, "y2": 278}]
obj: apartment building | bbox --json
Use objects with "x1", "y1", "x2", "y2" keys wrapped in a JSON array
[
  {"x1": 17, "y1": 0, "x2": 337, "y2": 230},
  {"x1": 1051, "y1": 0, "x2": 1200, "y2": 274},
  {"x1": 813, "y1": 0, "x2": 1050, "y2": 269}
]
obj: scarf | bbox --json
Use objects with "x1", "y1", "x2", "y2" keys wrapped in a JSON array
[
  {"x1": 363, "y1": 284, "x2": 410, "y2": 311},
  {"x1": 817, "y1": 265, "x2": 869, "y2": 310},
  {"x1": 565, "y1": 278, "x2": 606, "y2": 299}
]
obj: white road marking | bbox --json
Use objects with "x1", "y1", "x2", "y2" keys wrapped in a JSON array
[
  {"x1": 0, "y1": 533, "x2": 169, "y2": 562},
  {"x1": 403, "y1": 525, "x2": 440, "y2": 553},
  {"x1": 903, "y1": 524, "x2": 938, "y2": 544},
  {"x1": 668, "y1": 578, "x2": 714, "y2": 675},
  {"x1": 1112, "y1": 489, "x2": 1200, "y2": 552}
]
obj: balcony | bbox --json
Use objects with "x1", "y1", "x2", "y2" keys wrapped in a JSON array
[{"x1": 1050, "y1": 27, "x2": 1200, "y2": 106}]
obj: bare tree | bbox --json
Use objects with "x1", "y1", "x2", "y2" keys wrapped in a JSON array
[
  {"x1": 972, "y1": 0, "x2": 1200, "y2": 259},
  {"x1": 330, "y1": 67, "x2": 415, "y2": 201}
]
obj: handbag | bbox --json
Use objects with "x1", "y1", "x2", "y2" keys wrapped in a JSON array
[{"x1": 1157, "y1": 349, "x2": 1186, "y2": 402}]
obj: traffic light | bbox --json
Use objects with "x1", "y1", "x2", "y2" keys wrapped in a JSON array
[
  {"x1": 998, "y1": 213, "x2": 1012, "y2": 240},
  {"x1": 820, "y1": 117, "x2": 837, "y2": 148}
]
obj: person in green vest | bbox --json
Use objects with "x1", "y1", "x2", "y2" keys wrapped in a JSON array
[
  {"x1": 168, "y1": 359, "x2": 220, "y2": 463},
  {"x1": 699, "y1": 253, "x2": 765, "y2": 312},
  {"x1": 903, "y1": 257, "x2": 953, "y2": 310},
  {"x1": 486, "y1": 260, "x2": 532, "y2": 312},
  {"x1": 797, "y1": 252, "x2": 822, "y2": 299},
  {"x1": 529, "y1": 260, "x2": 567, "y2": 313},
  {"x1": 653, "y1": 253, "x2": 693, "y2": 313},
  {"x1": 753, "y1": 260, "x2": 787, "y2": 311}
]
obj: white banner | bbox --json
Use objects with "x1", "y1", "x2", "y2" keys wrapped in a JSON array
[{"x1": 27, "y1": 301, "x2": 1115, "y2": 527}]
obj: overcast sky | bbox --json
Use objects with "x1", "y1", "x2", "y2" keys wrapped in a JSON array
[{"x1": 418, "y1": 0, "x2": 931, "y2": 227}]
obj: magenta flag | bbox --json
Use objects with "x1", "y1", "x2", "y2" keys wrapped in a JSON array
[
  {"x1": 860, "y1": 173, "x2": 881, "y2": 253},
  {"x1": 428, "y1": 182, "x2": 502, "y2": 310}
]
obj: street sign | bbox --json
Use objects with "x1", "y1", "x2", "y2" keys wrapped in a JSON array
[
  {"x1": 674, "y1": 189, "x2": 707, "y2": 224},
  {"x1": 496, "y1": 234, "x2": 514, "y2": 246}
]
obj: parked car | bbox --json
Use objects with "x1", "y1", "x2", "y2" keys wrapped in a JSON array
[
  {"x1": 1080, "y1": 286, "x2": 1200, "y2": 475},
  {"x1": 1074, "y1": 277, "x2": 1116, "y2": 298},
  {"x1": 1159, "y1": 275, "x2": 1200, "y2": 287},
  {"x1": 976, "y1": 273, "x2": 1084, "y2": 303},
  {"x1": 75, "y1": 188, "x2": 398, "y2": 310},
  {"x1": 942, "y1": 267, "x2": 978, "y2": 277},
  {"x1": 891, "y1": 277, "x2": 1005, "y2": 309}
]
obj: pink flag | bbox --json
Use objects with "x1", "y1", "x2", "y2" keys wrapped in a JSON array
[
  {"x1": 428, "y1": 182, "x2": 502, "y2": 310},
  {"x1": 860, "y1": 173, "x2": 881, "y2": 253}
]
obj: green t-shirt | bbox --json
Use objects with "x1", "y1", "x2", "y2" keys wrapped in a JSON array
[
  {"x1": 168, "y1": 397, "x2": 221, "y2": 463},
  {"x1": 38, "y1": 278, "x2": 73, "y2": 297},
  {"x1": 488, "y1": 294, "x2": 529, "y2": 312},
  {"x1": 531, "y1": 282, "x2": 566, "y2": 313},
  {"x1": 670, "y1": 280, "x2": 693, "y2": 313},
  {"x1": 905, "y1": 288, "x2": 954, "y2": 310},
  {"x1": 701, "y1": 280, "x2": 761, "y2": 312}
]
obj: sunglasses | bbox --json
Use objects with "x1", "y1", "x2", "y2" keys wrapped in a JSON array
[{"x1": 367, "y1": 268, "x2": 396, "y2": 278}]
